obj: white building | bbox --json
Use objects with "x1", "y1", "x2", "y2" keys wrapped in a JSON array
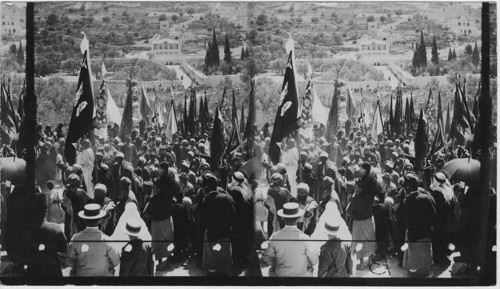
[
  {"x1": 150, "y1": 37, "x2": 182, "y2": 55},
  {"x1": 358, "y1": 37, "x2": 390, "y2": 66},
  {"x1": 212, "y1": 2, "x2": 247, "y2": 19},
  {"x1": 1, "y1": 3, "x2": 25, "y2": 37},
  {"x1": 440, "y1": 17, "x2": 481, "y2": 37}
]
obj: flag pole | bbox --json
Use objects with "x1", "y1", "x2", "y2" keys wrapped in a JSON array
[
  {"x1": 24, "y1": 2, "x2": 36, "y2": 190},
  {"x1": 288, "y1": 36, "x2": 303, "y2": 183}
]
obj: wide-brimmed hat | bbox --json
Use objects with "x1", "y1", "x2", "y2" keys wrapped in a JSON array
[
  {"x1": 277, "y1": 202, "x2": 304, "y2": 219},
  {"x1": 123, "y1": 218, "x2": 142, "y2": 236},
  {"x1": 78, "y1": 203, "x2": 106, "y2": 220},
  {"x1": 324, "y1": 219, "x2": 340, "y2": 236}
]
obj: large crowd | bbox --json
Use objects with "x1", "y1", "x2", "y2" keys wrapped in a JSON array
[{"x1": 0, "y1": 118, "x2": 496, "y2": 279}]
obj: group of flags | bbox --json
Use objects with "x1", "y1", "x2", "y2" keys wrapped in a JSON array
[
  {"x1": 0, "y1": 78, "x2": 23, "y2": 145},
  {"x1": 64, "y1": 35, "x2": 179, "y2": 165},
  {"x1": 5, "y1": 34, "x2": 483, "y2": 177}
]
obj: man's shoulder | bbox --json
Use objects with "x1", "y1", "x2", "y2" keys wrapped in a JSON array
[{"x1": 41, "y1": 221, "x2": 64, "y2": 235}]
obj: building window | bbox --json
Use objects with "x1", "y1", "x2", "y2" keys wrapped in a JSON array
[
  {"x1": 458, "y1": 22, "x2": 461, "y2": 26},
  {"x1": 13, "y1": 29, "x2": 15, "y2": 33},
  {"x1": 1, "y1": 22, "x2": 4, "y2": 25},
  {"x1": 469, "y1": 30, "x2": 471, "y2": 34},
  {"x1": 467, "y1": 23, "x2": 470, "y2": 26}
]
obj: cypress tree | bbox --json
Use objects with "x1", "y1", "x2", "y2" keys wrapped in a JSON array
[
  {"x1": 224, "y1": 34, "x2": 231, "y2": 63},
  {"x1": 204, "y1": 46, "x2": 211, "y2": 72},
  {"x1": 448, "y1": 48, "x2": 452, "y2": 61},
  {"x1": 240, "y1": 47, "x2": 245, "y2": 60},
  {"x1": 465, "y1": 43, "x2": 473, "y2": 56},
  {"x1": 412, "y1": 49, "x2": 419, "y2": 73},
  {"x1": 431, "y1": 35, "x2": 438, "y2": 65},
  {"x1": 452, "y1": 49, "x2": 457, "y2": 60},
  {"x1": 211, "y1": 30, "x2": 220, "y2": 66},
  {"x1": 245, "y1": 47, "x2": 249, "y2": 58},
  {"x1": 16, "y1": 40, "x2": 24, "y2": 66},
  {"x1": 419, "y1": 31, "x2": 427, "y2": 67},
  {"x1": 472, "y1": 42, "x2": 480, "y2": 67}
]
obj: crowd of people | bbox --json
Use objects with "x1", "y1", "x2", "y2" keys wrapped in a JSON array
[{"x1": 0, "y1": 117, "x2": 496, "y2": 280}]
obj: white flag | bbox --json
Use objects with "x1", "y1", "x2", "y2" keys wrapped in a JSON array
[
  {"x1": 371, "y1": 103, "x2": 384, "y2": 141},
  {"x1": 80, "y1": 32, "x2": 89, "y2": 54},
  {"x1": 311, "y1": 86, "x2": 329, "y2": 126},
  {"x1": 106, "y1": 90, "x2": 122, "y2": 126},
  {"x1": 101, "y1": 63, "x2": 108, "y2": 76},
  {"x1": 165, "y1": 102, "x2": 178, "y2": 142},
  {"x1": 306, "y1": 63, "x2": 313, "y2": 80},
  {"x1": 285, "y1": 34, "x2": 294, "y2": 54}
]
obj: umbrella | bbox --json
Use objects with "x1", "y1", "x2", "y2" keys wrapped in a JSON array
[
  {"x1": 440, "y1": 158, "x2": 480, "y2": 184},
  {"x1": 0, "y1": 157, "x2": 26, "y2": 186}
]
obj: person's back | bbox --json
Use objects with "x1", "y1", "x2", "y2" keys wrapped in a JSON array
[
  {"x1": 27, "y1": 220, "x2": 68, "y2": 278},
  {"x1": 66, "y1": 227, "x2": 120, "y2": 276},
  {"x1": 263, "y1": 225, "x2": 318, "y2": 277},
  {"x1": 404, "y1": 188, "x2": 436, "y2": 242},
  {"x1": 318, "y1": 240, "x2": 352, "y2": 277},
  {"x1": 119, "y1": 239, "x2": 154, "y2": 276}
]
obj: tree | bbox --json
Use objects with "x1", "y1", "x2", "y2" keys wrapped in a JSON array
[
  {"x1": 179, "y1": 11, "x2": 184, "y2": 19},
  {"x1": 297, "y1": 62, "x2": 309, "y2": 78},
  {"x1": 448, "y1": 48, "x2": 453, "y2": 61},
  {"x1": 158, "y1": 14, "x2": 167, "y2": 21},
  {"x1": 395, "y1": 9, "x2": 403, "y2": 16},
  {"x1": 240, "y1": 47, "x2": 246, "y2": 60},
  {"x1": 452, "y1": 49, "x2": 457, "y2": 60},
  {"x1": 102, "y1": 16, "x2": 111, "y2": 23},
  {"x1": 46, "y1": 13, "x2": 59, "y2": 25},
  {"x1": 311, "y1": 17, "x2": 319, "y2": 23},
  {"x1": 380, "y1": 15, "x2": 387, "y2": 22},
  {"x1": 367, "y1": 15, "x2": 375, "y2": 22},
  {"x1": 472, "y1": 42, "x2": 480, "y2": 67},
  {"x1": 418, "y1": 30, "x2": 427, "y2": 67},
  {"x1": 465, "y1": 43, "x2": 473, "y2": 56},
  {"x1": 412, "y1": 49, "x2": 419, "y2": 74},
  {"x1": 172, "y1": 14, "x2": 179, "y2": 22},
  {"x1": 256, "y1": 13, "x2": 268, "y2": 26},
  {"x1": 124, "y1": 33, "x2": 134, "y2": 47},
  {"x1": 16, "y1": 40, "x2": 24, "y2": 66},
  {"x1": 431, "y1": 35, "x2": 439, "y2": 65},
  {"x1": 332, "y1": 34, "x2": 342, "y2": 47},
  {"x1": 9, "y1": 43, "x2": 17, "y2": 55},
  {"x1": 187, "y1": 8, "x2": 195, "y2": 15},
  {"x1": 211, "y1": 30, "x2": 220, "y2": 66},
  {"x1": 224, "y1": 34, "x2": 232, "y2": 65}
]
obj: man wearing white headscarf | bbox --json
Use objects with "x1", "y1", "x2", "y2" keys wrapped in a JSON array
[{"x1": 429, "y1": 172, "x2": 458, "y2": 265}]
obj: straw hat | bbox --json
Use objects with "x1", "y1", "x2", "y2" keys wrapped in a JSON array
[
  {"x1": 78, "y1": 203, "x2": 106, "y2": 220},
  {"x1": 277, "y1": 202, "x2": 305, "y2": 219}
]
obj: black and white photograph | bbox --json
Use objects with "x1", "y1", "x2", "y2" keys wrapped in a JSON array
[{"x1": 0, "y1": 1, "x2": 496, "y2": 286}]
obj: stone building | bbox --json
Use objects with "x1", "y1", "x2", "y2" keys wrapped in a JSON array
[{"x1": 1, "y1": 3, "x2": 25, "y2": 37}]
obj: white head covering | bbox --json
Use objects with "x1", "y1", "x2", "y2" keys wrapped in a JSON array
[{"x1": 111, "y1": 202, "x2": 151, "y2": 252}]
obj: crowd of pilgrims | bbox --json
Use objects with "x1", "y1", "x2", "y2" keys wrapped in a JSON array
[{"x1": 0, "y1": 120, "x2": 493, "y2": 279}]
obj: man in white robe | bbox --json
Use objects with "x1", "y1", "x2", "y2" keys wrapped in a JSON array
[
  {"x1": 283, "y1": 139, "x2": 299, "y2": 197},
  {"x1": 78, "y1": 139, "x2": 95, "y2": 199}
]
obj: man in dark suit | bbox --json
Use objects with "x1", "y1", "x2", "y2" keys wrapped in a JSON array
[
  {"x1": 111, "y1": 152, "x2": 126, "y2": 202},
  {"x1": 316, "y1": 151, "x2": 329, "y2": 187},
  {"x1": 198, "y1": 171, "x2": 236, "y2": 275},
  {"x1": 26, "y1": 193, "x2": 68, "y2": 280}
]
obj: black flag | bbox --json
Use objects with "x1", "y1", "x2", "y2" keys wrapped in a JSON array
[
  {"x1": 64, "y1": 52, "x2": 95, "y2": 165},
  {"x1": 269, "y1": 51, "x2": 300, "y2": 164}
]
